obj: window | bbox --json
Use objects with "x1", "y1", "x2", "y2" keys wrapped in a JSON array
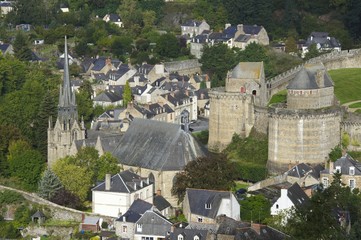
[
  {"x1": 335, "y1": 166, "x2": 341, "y2": 173},
  {"x1": 137, "y1": 224, "x2": 142, "y2": 232},
  {"x1": 205, "y1": 203, "x2": 211, "y2": 209},
  {"x1": 194, "y1": 236, "x2": 200, "y2": 240},
  {"x1": 350, "y1": 179, "x2": 355, "y2": 190},
  {"x1": 122, "y1": 226, "x2": 127, "y2": 233},
  {"x1": 350, "y1": 167, "x2": 355, "y2": 176},
  {"x1": 142, "y1": 238, "x2": 153, "y2": 240},
  {"x1": 276, "y1": 204, "x2": 279, "y2": 209},
  {"x1": 178, "y1": 234, "x2": 184, "y2": 240},
  {"x1": 322, "y1": 177, "x2": 329, "y2": 188},
  {"x1": 197, "y1": 217, "x2": 203, "y2": 223}
]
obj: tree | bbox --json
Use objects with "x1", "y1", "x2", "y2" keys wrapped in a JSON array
[
  {"x1": 97, "y1": 152, "x2": 121, "y2": 182},
  {"x1": 123, "y1": 80, "x2": 132, "y2": 107},
  {"x1": 7, "y1": 140, "x2": 44, "y2": 190},
  {"x1": 38, "y1": 168, "x2": 63, "y2": 200},
  {"x1": 76, "y1": 80, "x2": 93, "y2": 124},
  {"x1": 172, "y1": 154, "x2": 237, "y2": 202},
  {"x1": 13, "y1": 31, "x2": 32, "y2": 61},
  {"x1": 200, "y1": 44, "x2": 237, "y2": 87},
  {"x1": 304, "y1": 43, "x2": 321, "y2": 60},
  {"x1": 240, "y1": 195, "x2": 271, "y2": 223},
  {"x1": 52, "y1": 158, "x2": 92, "y2": 202},
  {"x1": 50, "y1": 188, "x2": 82, "y2": 209},
  {"x1": 156, "y1": 33, "x2": 180, "y2": 59},
  {"x1": 285, "y1": 36, "x2": 298, "y2": 53}
]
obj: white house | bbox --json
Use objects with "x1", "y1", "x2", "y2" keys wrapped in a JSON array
[
  {"x1": 182, "y1": 188, "x2": 240, "y2": 224},
  {"x1": 103, "y1": 13, "x2": 123, "y2": 28},
  {"x1": 270, "y1": 182, "x2": 309, "y2": 224},
  {"x1": 92, "y1": 170, "x2": 154, "y2": 218}
]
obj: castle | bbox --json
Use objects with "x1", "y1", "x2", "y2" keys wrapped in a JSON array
[{"x1": 208, "y1": 60, "x2": 361, "y2": 174}]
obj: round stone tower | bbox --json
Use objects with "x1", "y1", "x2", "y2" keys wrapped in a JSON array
[{"x1": 267, "y1": 63, "x2": 341, "y2": 174}]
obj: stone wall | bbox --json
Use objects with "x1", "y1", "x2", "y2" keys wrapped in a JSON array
[
  {"x1": 287, "y1": 87, "x2": 334, "y2": 110},
  {"x1": 208, "y1": 88, "x2": 254, "y2": 151},
  {"x1": 341, "y1": 118, "x2": 361, "y2": 151},
  {"x1": 164, "y1": 59, "x2": 201, "y2": 75},
  {"x1": 254, "y1": 106, "x2": 269, "y2": 135},
  {"x1": 267, "y1": 106, "x2": 341, "y2": 174}
]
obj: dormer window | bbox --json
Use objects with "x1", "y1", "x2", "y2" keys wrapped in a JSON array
[
  {"x1": 194, "y1": 236, "x2": 200, "y2": 240},
  {"x1": 335, "y1": 166, "x2": 341, "y2": 173},
  {"x1": 350, "y1": 167, "x2": 355, "y2": 176},
  {"x1": 197, "y1": 217, "x2": 203, "y2": 223},
  {"x1": 205, "y1": 203, "x2": 211, "y2": 209},
  {"x1": 178, "y1": 234, "x2": 184, "y2": 240},
  {"x1": 137, "y1": 223, "x2": 142, "y2": 232}
]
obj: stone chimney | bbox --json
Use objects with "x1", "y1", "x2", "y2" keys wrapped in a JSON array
[
  {"x1": 105, "y1": 174, "x2": 111, "y2": 191},
  {"x1": 251, "y1": 223, "x2": 261, "y2": 235},
  {"x1": 134, "y1": 76, "x2": 140, "y2": 86},
  {"x1": 157, "y1": 189, "x2": 161, "y2": 196},
  {"x1": 237, "y1": 24, "x2": 244, "y2": 34},
  {"x1": 225, "y1": 23, "x2": 231, "y2": 29},
  {"x1": 329, "y1": 161, "x2": 334, "y2": 173}
]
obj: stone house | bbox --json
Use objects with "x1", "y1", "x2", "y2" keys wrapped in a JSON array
[
  {"x1": 118, "y1": 102, "x2": 174, "y2": 123},
  {"x1": 115, "y1": 199, "x2": 153, "y2": 238},
  {"x1": 320, "y1": 154, "x2": 361, "y2": 190},
  {"x1": 285, "y1": 163, "x2": 323, "y2": 187},
  {"x1": 138, "y1": 63, "x2": 167, "y2": 84},
  {"x1": 103, "y1": 13, "x2": 123, "y2": 28},
  {"x1": 134, "y1": 209, "x2": 172, "y2": 240},
  {"x1": 189, "y1": 74, "x2": 210, "y2": 90},
  {"x1": 0, "y1": 1, "x2": 13, "y2": 15},
  {"x1": 270, "y1": 183, "x2": 309, "y2": 223},
  {"x1": 168, "y1": 227, "x2": 209, "y2": 240},
  {"x1": 153, "y1": 190, "x2": 173, "y2": 218},
  {"x1": 108, "y1": 65, "x2": 137, "y2": 86},
  {"x1": 233, "y1": 24, "x2": 270, "y2": 49},
  {"x1": 0, "y1": 43, "x2": 13, "y2": 55},
  {"x1": 182, "y1": 188, "x2": 240, "y2": 224},
  {"x1": 112, "y1": 119, "x2": 206, "y2": 206},
  {"x1": 181, "y1": 20, "x2": 210, "y2": 38},
  {"x1": 92, "y1": 171, "x2": 153, "y2": 218},
  {"x1": 90, "y1": 57, "x2": 118, "y2": 78},
  {"x1": 300, "y1": 32, "x2": 341, "y2": 58},
  {"x1": 93, "y1": 90, "x2": 123, "y2": 107}
]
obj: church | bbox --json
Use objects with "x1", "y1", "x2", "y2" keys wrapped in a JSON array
[{"x1": 47, "y1": 37, "x2": 205, "y2": 206}]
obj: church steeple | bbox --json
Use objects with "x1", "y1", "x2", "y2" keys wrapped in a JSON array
[{"x1": 57, "y1": 36, "x2": 78, "y2": 126}]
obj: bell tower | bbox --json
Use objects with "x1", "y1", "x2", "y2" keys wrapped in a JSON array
[{"x1": 47, "y1": 36, "x2": 86, "y2": 167}]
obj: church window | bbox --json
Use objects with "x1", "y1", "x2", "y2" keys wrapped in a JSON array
[
  {"x1": 205, "y1": 203, "x2": 211, "y2": 209},
  {"x1": 122, "y1": 226, "x2": 127, "y2": 233}
]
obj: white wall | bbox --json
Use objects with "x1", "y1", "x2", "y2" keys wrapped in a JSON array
[{"x1": 271, "y1": 189, "x2": 294, "y2": 216}]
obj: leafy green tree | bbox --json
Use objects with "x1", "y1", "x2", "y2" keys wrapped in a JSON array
[
  {"x1": 13, "y1": 31, "x2": 32, "y2": 61},
  {"x1": 50, "y1": 188, "x2": 82, "y2": 209},
  {"x1": 240, "y1": 195, "x2": 271, "y2": 223},
  {"x1": 97, "y1": 152, "x2": 121, "y2": 181},
  {"x1": 156, "y1": 33, "x2": 180, "y2": 59},
  {"x1": 0, "y1": 56, "x2": 26, "y2": 95},
  {"x1": 304, "y1": 43, "x2": 321, "y2": 60},
  {"x1": 6, "y1": 0, "x2": 47, "y2": 25},
  {"x1": 123, "y1": 80, "x2": 132, "y2": 107},
  {"x1": 52, "y1": 158, "x2": 92, "y2": 202},
  {"x1": 38, "y1": 168, "x2": 63, "y2": 200},
  {"x1": 7, "y1": 140, "x2": 45, "y2": 190},
  {"x1": 76, "y1": 80, "x2": 93, "y2": 124},
  {"x1": 200, "y1": 44, "x2": 237, "y2": 87},
  {"x1": 344, "y1": 0, "x2": 361, "y2": 39},
  {"x1": 285, "y1": 36, "x2": 298, "y2": 53},
  {"x1": 172, "y1": 154, "x2": 237, "y2": 203}
]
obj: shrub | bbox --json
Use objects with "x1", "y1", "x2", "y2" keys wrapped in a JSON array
[{"x1": 0, "y1": 190, "x2": 24, "y2": 204}]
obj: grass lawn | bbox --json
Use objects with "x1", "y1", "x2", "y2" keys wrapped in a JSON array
[
  {"x1": 348, "y1": 102, "x2": 361, "y2": 108},
  {"x1": 268, "y1": 89, "x2": 287, "y2": 105},
  {"x1": 328, "y1": 68, "x2": 361, "y2": 104}
]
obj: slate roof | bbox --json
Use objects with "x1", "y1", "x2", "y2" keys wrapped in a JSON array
[
  {"x1": 169, "y1": 228, "x2": 208, "y2": 240},
  {"x1": 116, "y1": 199, "x2": 153, "y2": 223},
  {"x1": 248, "y1": 182, "x2": 293, "y2": 204},
  {"x1": 182, "y1": 20, "x2": 202, "y2": 27},
  {"x1": 112, "y1": 118, "x2": 206, "y2": 171},
  {"x1": 93, "y1": 91, "x2": 122, "y2": 103},
  {"x1": 230, "y1": 62, "x2": 263, "y2": 80},
  {"x1": 0, "y1": 1, "x2": 12, "y2": 7},
  {"x1": 321, "y1": 154, "x2": 361, "y2": 175},
  {"x1": 107, "y1": 66, "x2": 131, "y2": 80},
  {"x1": 83, "y1": 216, "x2": 100, "y2": 225},
  {"x1": 286, "y1": 163, "x2": 323, "y2": 180},
  {"x1": 108, "y1": 13, "x2": 122, "y2": 22},
  {"x1": 287, "y1": 183, "x2": 309, "y2": 208},
  {"x1": 138, "y1": 64, "x2": 154, "y2": 74},
  {"x1": 242, "y1": 25, "x2": 263, "y2": 35},
  {"x1": 223, "y1": 25, "x2": 237, "y2": 38},
  {"x1": 186, "y1": 188, "x2": 233, "y2": 219},
  {"x1": 31, "y1": 210, "x2": 45, "y2": 218},
  {"x1": 287, "y1": 63, "x2": 333, "y2": 90},
  {"x1": 92, "y1": 57, "x2": 107, "y2": 71},
  {"x1": 153, "y1": 195, "x2": 171, "y2": 211},
  {"x1": 0, "y1": 43, "x2": 10, "y2": 54},
  {"x1": 92, "y1": 170, "x2": 152, "y2": 193},
  {"x1": 135, "y1": 210, "x2": 172, "y2": 236},
  {"x1": 305, "y1": 32, "x2": 341, "y2": 48},
  {"x1": 234, "y1": 34, "x2": 252, "y2": 43}
]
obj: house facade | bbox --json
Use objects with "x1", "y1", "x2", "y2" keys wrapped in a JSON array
[
  {"x1": 134, "y1": 209, "x2": 172, "y2": 240},
  {"x1": 92, "y1": 171, "x2": 154, "y2": 218},
  {"x1": 181, "y1": 20, "x2": 210, "y2": 38},
  {"x1": 183, "y1": 188, "x2": 240, "y2": 224},
  {"x1": 300, "y1": 32, "x2": 341, "y2": 58}
]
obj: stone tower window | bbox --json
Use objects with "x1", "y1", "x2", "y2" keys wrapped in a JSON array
[{"x1": 252, "y1": 90, "x2": 257, "y2": 96}]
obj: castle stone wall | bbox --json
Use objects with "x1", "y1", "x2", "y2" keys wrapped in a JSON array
[
  {"x1": 342, "y1": 119, "x2": 361, "y2": 151},
  {"x1": 287, "y1": 87, "x2": 334, "y2": 110},
  {"x1": 208, "y1": 88, "x2": 254, "y2": 151},
  {"x1": 267, "y1": 106, "x2": 341, "y2": 174},
  {"x1": 254, "y1": 106, "x2": 269, "y2": 135}
]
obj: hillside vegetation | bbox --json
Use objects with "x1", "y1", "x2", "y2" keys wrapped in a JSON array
[{"x1": 328, "y1": 68, "x2": 361, "y2": 104}]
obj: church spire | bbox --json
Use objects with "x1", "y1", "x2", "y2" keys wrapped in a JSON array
[{"x1": 57, "y1": 36, "x2": 78, "y2": 126}]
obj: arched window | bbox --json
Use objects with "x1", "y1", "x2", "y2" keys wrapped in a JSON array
[
  {"x1": 252, "y1": 90, "x2": 257, "y2": 96},
  {"x1": 178, "y1": 234, "x2": 184, "y2": 240},
  {"x1": 194, "y1": 236, "x2": 200, "y2": 240}
]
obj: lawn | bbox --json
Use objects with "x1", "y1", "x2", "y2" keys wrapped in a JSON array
[
  {"x1": 268, "y1": 89, "x2": 287, "y2": 105},
  {"x1": 348, "y1": 102, "x2": 361, "y2": 108},
  {"x1": 328, "y1": 68, "x2": 361, "y2": 104}
]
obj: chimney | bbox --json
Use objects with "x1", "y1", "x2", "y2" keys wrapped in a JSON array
[
  {"x1": 329, "y1": 161, "x2": 334, "y2": 173},
  {"x1": 281, "y1": 188, "x2": 288, "y2": 197},
  {"x1": 237, "y1": 24, "x2": 244, "y2": 34},
  {"x1": 156, "y1": 189, "x2": 161, "y2": 196},
  {"x1": 105, "y1": 174, "x2": 111, "y2": 191},
  {"x1": 134, "y1": 182, "x2": 137, "y2": 190},
  {"x1": 106, "y1": 57, "x2": 112, "y2": 66},
  {"x1": 288, "y1": 162, "x2": 292, "y2": 170},
  {"x1": 134, "y1": 76, "x2": 140, "y2": 86},
  {"x1": 123, "y1": 216, "x2": 126, "y2": 222},
  {"x1": 225, "y1": 23, "x2": 231, "y2": 29}
]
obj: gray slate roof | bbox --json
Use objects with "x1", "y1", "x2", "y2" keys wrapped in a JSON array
[
  {"x1": 230, "y1": 62, "x2": 263, "y2": 80},
  {"x1": 92, "y1": 170, "x2": 152, "y2": 193},
  {"x1": 112, "y1": 119, "x2": 205, "y2": 171},
  {"x1": 135, "y1": 210, "x2": 172, "y2": 236},
  {"x1": 321, "y1": 154, "x2": 361, "y2": 175},
  {"x1": 0, "y1": 43, "x2": 11, "y2": 54},
  {"x1": 153, "y1": 195, "x2": 171, "y2": 211},
  {"x1": 287, "y1": 183, "x2": 309, "y2": 208},
  {"x1": 83, "y1": 216, "x2": 100, "y2": 225},
  {"x1": 116, "y1": 199, "x2": 153, "y2": 223},
  {"x1": 287, "y1": 63, "x2": 333, "y2": 90},
  {"x1": 93, "y1": 91, "x2": 122, "y2": 103},
  {"x1": 305, "y1": 32, "x2": 341, "y2": 48},
  {"x1": 169, "y1": 228, "x2": 208, "y2": 240},
  {"x1": 186, "y1": 188, "x2": 232, "y2": 219},
  {"x1": 286, "y1": 163, "x2": 323, "y2": 179}
]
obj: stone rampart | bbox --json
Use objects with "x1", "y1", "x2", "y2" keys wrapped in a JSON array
[
  {"x1": 266, "y1": 48, "x2": 361, "y2": 101},
  {"x1": 164, "y1": 59, "x2": 201, "y2": 75},
  {"x1": 341, "y1": 113, "x2": 361, "y2": 151},
  {"x1": 254, "y1": 105, "x2": 269, "y2": 135},
  {"x1": 267, "y1": 105, "x2": 341, "y2": 174}
]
